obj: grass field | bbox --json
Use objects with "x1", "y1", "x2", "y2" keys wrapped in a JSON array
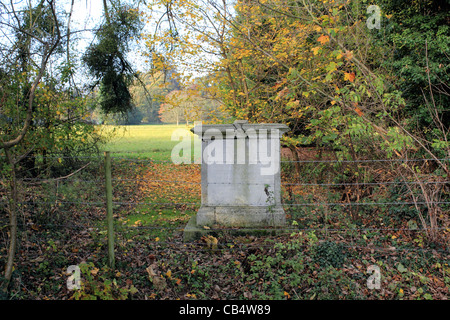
[
  {"x1": 101, "y1": 124, "x2": 197, "y2": 161},
  {"x1": 100, "y1": 124, "x2": 202, "y2": 241}
]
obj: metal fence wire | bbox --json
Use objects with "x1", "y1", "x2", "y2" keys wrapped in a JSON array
[{"x1": 0, "y1": 153, "x2": 449, "y2": 265}]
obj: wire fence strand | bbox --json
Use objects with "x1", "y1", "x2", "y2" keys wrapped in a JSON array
[{"x1": 2, "y1": 154, "x2": 449, "y2": 261}]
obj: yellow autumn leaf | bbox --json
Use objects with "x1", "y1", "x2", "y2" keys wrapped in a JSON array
[
  {"x1": 311, "y1": 46, "x2": 321, "y2": 55},
  {"x1": 344, "y1": 72, "x2": 356, "y2": 82},
  {"x1": 166, "y1": 270, "x2": 172, "y2": 279}
]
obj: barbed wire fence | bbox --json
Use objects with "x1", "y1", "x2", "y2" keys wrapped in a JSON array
[{"x1": 0, "y1": 153, "x2": 449, "y2": 272}]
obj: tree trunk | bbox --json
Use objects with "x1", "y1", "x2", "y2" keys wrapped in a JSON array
[{"x1": 3, "y1": 148, "x2": 18, "y2": 290}]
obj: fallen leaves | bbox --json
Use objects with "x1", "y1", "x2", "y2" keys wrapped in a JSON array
[
  {"x1": 146, "y1": 264, "x2": 167, "y2": 291},
  {"x1": 90, "y1": 267, "x2": 100, "y2": 276},
  {"x1": 201, "y1": 235, "x2": 218, "y2": 250},
  {"x1": 9, "y1": 154, "x2": 449, "y2": 301}
]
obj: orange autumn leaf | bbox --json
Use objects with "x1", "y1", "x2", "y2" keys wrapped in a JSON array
[
  {"x1": 317, "y1": 34, "x2": 329, "y2": 44},
  {"x1": 344, "y1": 72, "x2": 356, "y2": 82},
  {"x1": 355, "y1": 107, "x2": 364, "y2": 117}
]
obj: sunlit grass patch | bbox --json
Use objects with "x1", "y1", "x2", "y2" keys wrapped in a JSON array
[{"x1": 101, "y1": 124, "x2": 198, "y2": 161}]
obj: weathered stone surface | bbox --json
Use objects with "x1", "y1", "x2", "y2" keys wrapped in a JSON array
[{"x1": 196, "y1": 206, "x2": 286, "y2": 227}]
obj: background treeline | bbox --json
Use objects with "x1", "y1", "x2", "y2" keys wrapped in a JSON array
[
  {"x1": 145, "y1": 0, "x2": 449, "y2": 161},
  {"x1": 102, "y1": 70, "x2": 222, "y2": 125}
]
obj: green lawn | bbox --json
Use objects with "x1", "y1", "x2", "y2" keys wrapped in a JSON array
[
  {"x1": 100, "y1": 124, "x2": 201, "y2": 241},
  {"x1": 101, "y1": 124, "x2": 196, "y2": 161}
]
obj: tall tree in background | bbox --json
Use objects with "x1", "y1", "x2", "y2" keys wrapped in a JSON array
[{"x1": 130, "y1": 70, "x2": 181, "y2": 124}]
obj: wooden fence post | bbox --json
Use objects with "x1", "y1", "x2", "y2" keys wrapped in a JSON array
[{"x1": 104, "y1": 151, "x2": 115, "y2": 269}]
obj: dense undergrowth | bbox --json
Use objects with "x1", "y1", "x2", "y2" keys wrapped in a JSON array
[{"x1": 0, "y1": 155, "x2": 448, "y2": 300}]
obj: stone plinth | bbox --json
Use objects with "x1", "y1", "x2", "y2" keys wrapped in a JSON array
[{"x1": 190, "y1": 120, "x2": 289, "y2": 229}]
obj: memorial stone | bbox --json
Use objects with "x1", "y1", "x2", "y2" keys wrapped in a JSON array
[{"x1": 184, "y1": 120, "x2": 289, "y2": 237}]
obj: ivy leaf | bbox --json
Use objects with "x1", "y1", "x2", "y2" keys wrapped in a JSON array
[{"x1": 129, "y1": 286, "x2": 138, "y2": 294}]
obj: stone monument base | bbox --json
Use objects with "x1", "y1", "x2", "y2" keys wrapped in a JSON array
[
  {"x1": 196, "y1": 205, "x2": 286, "y2": 227},
  {"x1": 183, "y1": 206, "x2": 286, "y2": 241}
]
